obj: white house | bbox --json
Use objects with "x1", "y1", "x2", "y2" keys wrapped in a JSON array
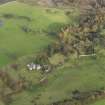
[
  {"x1": 36, "y1": 65, "x2": 42, "y2": 71},
  {"x1": 27, "y1": 62, "x2": 42, "y2": 71}
]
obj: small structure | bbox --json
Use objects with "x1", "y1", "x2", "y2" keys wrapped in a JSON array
[
  {"x1": 43, "y1": 65, "x2": 51, "y2": 73},
  {"x1": 27, "y1": 63, "x2": 51, "y2": 73},
  {"x1": 36, "y1": 64, "x2": 42, "y2": 70},
  {"x1": 27, "y1": 62, "x2": 42, "y2": 71}
]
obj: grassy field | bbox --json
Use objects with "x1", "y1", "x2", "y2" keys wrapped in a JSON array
[
  {"x1": 1, "y1": 1, "x2": 105, "y2": 105},
  {"x1": 0, "y1": 1, "x2": 72, "y2": 67},
  {"x1": 3, "y1": 53, "x2": 104, "y2": 105},
  {"x1": 35, "y1": 55, "x2": 105, "y2": 104},
  {"x1": 90, "y1": 99, "x2": 105, "y2": 105}
]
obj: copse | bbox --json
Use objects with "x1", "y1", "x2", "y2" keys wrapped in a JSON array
[{"x1": 45, "y1": 1, "x2": 105, "y2": 60}]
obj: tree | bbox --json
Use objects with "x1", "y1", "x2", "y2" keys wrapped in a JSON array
[{"x1": 36, "y1": 52, "x2": 50, "y2": 65}]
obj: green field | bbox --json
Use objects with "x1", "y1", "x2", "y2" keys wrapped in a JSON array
[
  {"x1": 3, "y1": 53, "x2": 105, "y2": 105},
  {"x1": 34, "y1": 56, "x2": 105, "y2": 104},
  {"x1": 90, "y1": 99, "x2": 105, "y2": 105},
  {"x1": 1, "y1": 1, "x2": 105, "y2": 105},
  {"x1": 0, "y1": 1, "x2": 71, "y2": 67}
]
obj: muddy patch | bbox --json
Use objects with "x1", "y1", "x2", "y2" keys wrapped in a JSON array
[{"x1": 0, "y1": 20, "x2": 4, "y2": 27}]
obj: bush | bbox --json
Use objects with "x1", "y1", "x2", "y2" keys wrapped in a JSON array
[
  {"x1": 47, "y1": 22, "x2": 67, "y2": 36},
  {"x1": 2, "y1": 13, "x2": 14, "y2": 19}
]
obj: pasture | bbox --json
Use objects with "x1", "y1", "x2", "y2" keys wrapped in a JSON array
[
  {"x1": 1, "y1": 1, "x2": 105, "y2": 105},
  {"x1": 0, "y1": 1, "x2": 71, "y2": 66},
  {"x1": 4, "y1": 54, "x2": 105, "y2": 105}
]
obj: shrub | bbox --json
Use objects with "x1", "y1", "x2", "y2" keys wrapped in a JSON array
[
  {"x1": 2, "y1": 13, "x2": 14, "y2": 19},
  {"x1": 47, "y1": 22, "x2": 67, "y2": 36}
]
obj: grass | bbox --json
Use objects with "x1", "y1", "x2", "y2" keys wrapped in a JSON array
[
  {"x1": 49, "y1": 53, "x2": 65, "y2": 65},
  {"x1": 35, "y1": 56, "x2": 105, "y2": 104},
  {"x1": 0, "y1": 2, "x2": 105, "y2": 105},
  {"x1": 1, "y1": 1, "x2": 104, "y2": 105},
  {"x1": 90, "y1": 99, "x2": 105, "y2": 105},
  {"x1": 4, "y1": 54, "x2": 105, "y2": 105},
  {"x1": 0, "y1": 1, "x2": 71, "y2": 67}
]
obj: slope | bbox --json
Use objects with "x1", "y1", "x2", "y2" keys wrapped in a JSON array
[{"x1": 0, "y1": 1, "x2": 71, "y2": 66}]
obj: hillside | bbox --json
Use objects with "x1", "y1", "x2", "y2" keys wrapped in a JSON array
[
  {"x1": 1, "y1": 0, "x2": 105, "y2": 8},
  {"x1": 0, "y1": 0, "x2": 14, "y2": 4},
  {"x1": 1, "y1": 1, "x2": 105, "y2": 105},
  {"x1": 0, "y1": 1, "x2": 74, "y2": 66},
  {"x1": 17, "y1": 0, "x2": 80, "y2": 7}
]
